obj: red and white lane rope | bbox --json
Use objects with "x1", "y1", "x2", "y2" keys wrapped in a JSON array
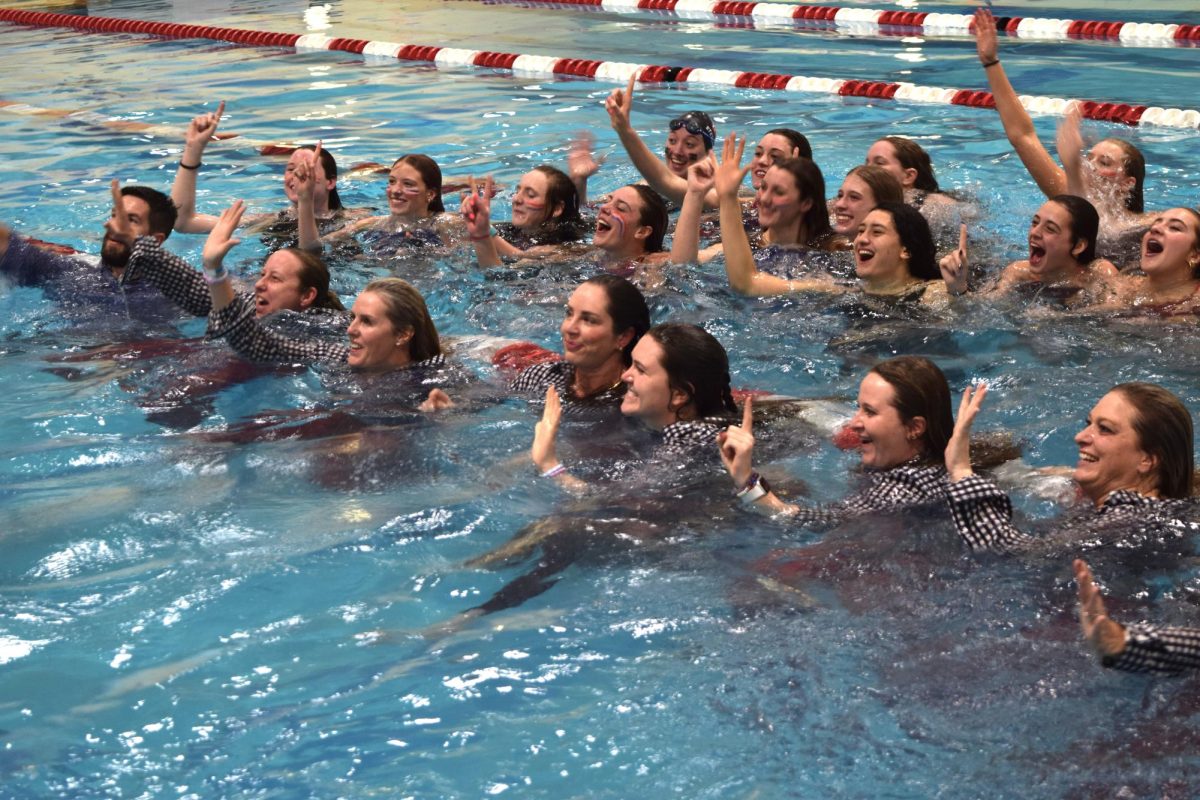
[
  {"x1": 1, "y1": 10, "x2": 1197, "y2": 129},
  {"x1": 483, "y1": 0, "x2": 1200, "y2": 48}
]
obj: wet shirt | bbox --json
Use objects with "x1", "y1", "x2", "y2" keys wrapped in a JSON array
[
  {"x1": 946, "y1": 473, "x2": 1195, "y2": 554},
  {"x1": 509, "y1": 360, "x2": 625, "y2": 414},
  {"x1": 1107, "y1": 623, "x2": 1200, "y2": 674},
  {"x1": 780, "y1": 461, "x2": 951, "y2": 530},
  {"x1": 0, "y1": 233, "x2": 181, "y2": 326}
]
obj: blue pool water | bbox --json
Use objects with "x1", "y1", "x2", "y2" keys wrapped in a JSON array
[{"x1": 2, "y1": 1, "x2": 1200, "y2": 797}]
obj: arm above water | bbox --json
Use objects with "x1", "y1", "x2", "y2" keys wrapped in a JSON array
[
  {"x1": 171, "y1": 101, "x2": 225, "y2": 234},
  {"x1": 973, "y1": 9, "x2": 1066, "y2": 199},
  {"x1": 127, "y1": 236, "x2": 213, "y2": 316}
]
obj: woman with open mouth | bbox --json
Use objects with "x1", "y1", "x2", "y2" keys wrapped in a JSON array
[
  {"x1": 670, "y1": 140, "x2": 842, "y2": 267},
  {"x1": 945, "y1": 381, "x2": 1195, "y2": 554},
  {"x1": 972, "y1": 8, "x2": 1150, "y2": 233},
  {"x1": 460, "y1": 166, "x2": 589, "y2": 267},
  {"x1": 1105, "y1": 207, "x2": 1200, "y2": 318},
  {"x1": 709, "y1": 135, "x2": 949, "y2": 306},
  {"x1": 938, "y1": 195, "x2": 1119, "y2": 308}
]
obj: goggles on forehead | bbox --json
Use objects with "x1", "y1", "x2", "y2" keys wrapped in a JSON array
[{"x1": 668, "y1": 113, "x2": 715, "y2": 149}]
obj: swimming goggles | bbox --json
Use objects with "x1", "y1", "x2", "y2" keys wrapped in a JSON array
[{"x1": 668, "y1": 112, "x2": 715, "y2": 149}]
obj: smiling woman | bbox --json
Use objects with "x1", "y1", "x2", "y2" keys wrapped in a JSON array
[
  {"x1": 945, "y1": 381, "x2": 1196, "y2": 553},
  {"x1": 720, "y1": 355, "x2": 956, "y2": 526}
]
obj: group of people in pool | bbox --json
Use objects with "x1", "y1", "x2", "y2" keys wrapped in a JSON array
[{"x1": 1, "y1": 7, "x2": 1198, "y2": 674}]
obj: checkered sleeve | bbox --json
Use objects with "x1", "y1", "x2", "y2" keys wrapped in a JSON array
[
  {"x1": 509, "y1": 361, "x2": 567, "y2": 395},
  {"x1": 128, "y1": 236, "x2": 213, "y2": 316},
  {"x1": 208, "y1": 293, "x2": 348, "y2": 365},
  {"x1": 945, "y1": 474, "x2": 1035, "y2": 553},
  {"x1": 1105, "y1": 623, "x2": 1200, "y2": 675}
]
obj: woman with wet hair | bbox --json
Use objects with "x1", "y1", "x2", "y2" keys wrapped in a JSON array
[
  {"x1": 462, "y1": 166, "x2": 588, "y2": 267},
  {"x1": 672, "y1": 148, "x2": 841, "y2": 266},
  {"x1": 939, "y1": 195, "x2": 1119, "y2": 307},
  {"x1": 945, "y1": 381, "x2": 1195, "y2": 553},
  {"x1": 864, "y1": 136, "x2": 954, "y2": 211},
  {"x1": 720, "y1": 355, "x2": 957, "y2": 523},
  {"x1": 508, "y1": 274, "x2": 652, "y2": 413},
  {"x1": 831, "y1": 165, "x2": 904, "y2": 239},
  {"x1": 532, "y1": 322, "x2": 737, "y2": 492},
  {"x1": 973, "y1": 9, "x2": 1149, "y2": 226},
  {"x1": 318, "y1": 153, "x2": 455, "y2": 253}
]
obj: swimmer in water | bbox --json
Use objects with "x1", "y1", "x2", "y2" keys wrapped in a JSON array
[
  {"x1": 0, "y1": 179, "x2": 182, "y2": 324},
  {"x1": 170, "y1": 102, "x2": 361, "y2": 243},
  {"x1": 321, "y1": 154, "x2": 454, "y2": 252},
  {"x1": 938, "y1": 195, "x2": 1118, "y2": 308},
  {"x1": 1074, "y1": 559, "x2": 1200, "y2": 675},
  {"x1": 864, "y1": 136, "x2": 955, "y2": 212},
  {"x1": 574, "y1": 72, "x2": 716, "y2": 207},
  {"x1": 945, "y1": 381, "x2": 1196, "y2": 553},
  {"x1": 831, "y1": 165, "x2": 904, "y2": 241},
  {"x1": 508, "y1": 274, "x2": 651, "y2": 413},
  {"x1": 713, "y1": 137, "x2": 948, "y2": 305},
  {"x1": 972, "y1": 9, "x2": 1150, "y2": 232},
  {"x1": 720, "y1": 356, "x2": 958, "y2": 524},
  {"x1": 671, "y1": 146, "x2": 842, "y2": 265},
  {"x1": 589, "y1": 184, "x2": 672, "y2": 286},
  {"x1": 460, "y1": 167, "x2": 588, "y2": 267}
]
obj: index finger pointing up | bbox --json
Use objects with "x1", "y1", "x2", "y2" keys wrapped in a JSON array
[{"x1": 742, "y1": 395, "x2": 753, "y2": 431}]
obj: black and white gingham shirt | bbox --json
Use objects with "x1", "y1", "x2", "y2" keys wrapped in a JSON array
[
  {"x1": 946, "y1": 474, "x2": 1180, "y2": 554},
  {"x1": 127, "y1": 236, "x2": 213, "y2": 316},
  {"x1": 509, "y1": 360, "x2": 626, "y2": 413},
  {"x1": 657, "y1": 418, "x2": 725, "y2": 460},
  {"x1": 782, "y1": 461, "x2": 951, "y2": 529},
  {"x1": 209, "y1": 292, "x2": 446, "y2": 374},
  {"x1": 1106, "y1": 623, "x2": 1200, "y2": 675}
]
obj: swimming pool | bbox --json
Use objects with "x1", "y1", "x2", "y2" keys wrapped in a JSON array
[{"x1": 2, "y1": 1, "x2": 1199, "y2": 797}]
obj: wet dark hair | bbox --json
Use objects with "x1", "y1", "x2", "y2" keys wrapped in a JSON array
[
  {"x1": 871, "y1": 202, "x2": 939, "y2": 281},
  {"x1": 766, "y1": 156, "x2": 834, "y2": 248},
  {"x1": 1047, "y1": 194, "x2": 1099, "y2": 265},
  {"x1": 532, "y1": 165, "x2": 582, "y2": 225},
  {"x1": 1103, "y1": 138, "x2": 1145, "y2": 214},
  {"x1": 765, "y1": 128, "x2": 813, "y2": 161},
  {"x1": 298, "y1": 145, "x2": 343, "y2": 211},
  {"x1": 282, "y1": 247, "x2": 344, "y2": 311},
  {"x1": 583, "y1": 274, "x2": 651, "y2": 366},
  {"x1": 121, "y1": 185, "x2": 177, "y2": 239},
  {"x1": 869, "y1": 356, "x2": 953, "y2": 463},
  {"x1": 361, "y1": 277, "x2": 441, "y2": 362},
  {"x1": 392, "y1": 154, "x2": 444, "y2": 214},
  {"x1": 645, "y1": 323, "x2": 737, "y2": 420},
  {"x1": 629, "y1": 184, "x2": 669, "y2": 253},
  {"x1": 845, "y1": 165, "x2": 904, "y2": 207},
  {"x1": 1111, "y1": 382, "x2": 1194, "y2": 499},
  {"x1": 880, "y1": 136, "x2": 940, "y2": 193}
]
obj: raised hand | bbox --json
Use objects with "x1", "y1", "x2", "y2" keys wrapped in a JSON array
[
  {"x1": 184, "y1": 100, "x2": 225, "y2": 155},
  {"x1": 460, "y1": 175, "x2": 494, "y2": 240},
  {"x1": 604, "y1": 72, "x2": 636, "y2": 132},
  {"x1": 939, "y1": 223, "x2": 970, "y2": 295},
  {"x1": 1074, "y1": 559, "x2": 1128, "y2": 658},
  {"x1": 686, "y1": 154, "x2": 717, "y2": 196},
  {"x1": 945, "y1": 383, "x2": 987, "y2": 481},
  {"x1": 293, "y1": 142, "x2": 319, "y2": 206},
  {"x1": 1056, "y1": 104, "x2": 1086, "y2": 195},
  {"x1": 568, "y1": 131, "x2": 602, "y2": 183},
  {"x1": 531, "y1": 385, "x2": 563, "y2": 473},
  {"x1": 419, "y1": 388, "x2": 454, "y2": 412},
  {"x1": 718, "y1": 395, "x2": 756, "y2": 487},
  {"x1": 105, "y1": 179, "x2": 134, "y2": 245},
  {"x1": 202, "y1": 200, "x2": 245, "y2": 275},
  {"x1": 713, "y1": 133, "x2": 750, "y2": 200},
  {"x1": 972, "y1": 8, "x2": 999, "y2": 65}
]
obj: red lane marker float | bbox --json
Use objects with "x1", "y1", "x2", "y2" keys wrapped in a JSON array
[
  {"x1": 0, "y1": 10, "x2": 1196, "y2": 128},
  {"x1": 475, "y1": 0, "x2": 1194, "y2": 47}
]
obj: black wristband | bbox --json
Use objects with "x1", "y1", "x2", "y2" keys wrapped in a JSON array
[
  {"x1": 981, "y1": 58, "x2": 1000, "y2": 69},
  {"x1": 179, "y1": 160, "x2": 201, "y2": 170}
]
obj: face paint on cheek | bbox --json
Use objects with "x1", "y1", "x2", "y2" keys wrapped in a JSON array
[{"x1": 609, "y1": 212, "x2": 627, "y2": 239}]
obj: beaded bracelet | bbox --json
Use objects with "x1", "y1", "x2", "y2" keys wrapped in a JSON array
[{"x1": 542, "y1": 464, "x2": 567, "y2": 478}]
